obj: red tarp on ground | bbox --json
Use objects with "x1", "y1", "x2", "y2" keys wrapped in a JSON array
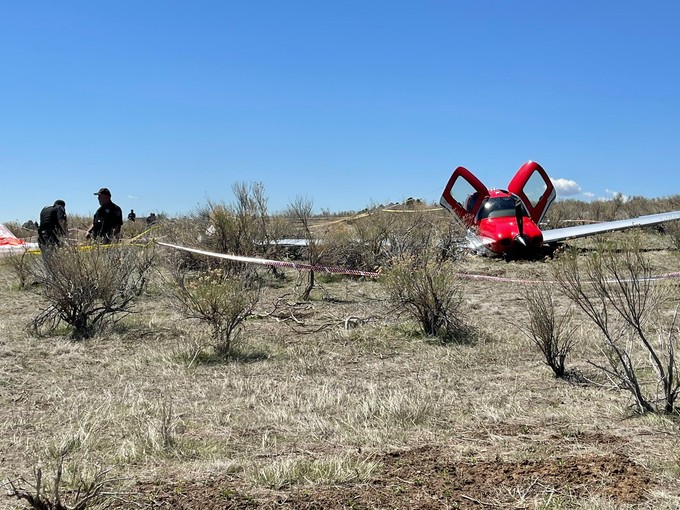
[{"x1": 0, "y1": 223, "x2": 26, "y2": 246}]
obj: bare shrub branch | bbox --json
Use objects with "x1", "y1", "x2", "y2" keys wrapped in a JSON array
[
  {"x1": 3, "y1": 250, "x2": 37, "y2": 288},
  {"x1": 554, "y1": 239, "x2": 680, "y2": 414},
  {"x1": 383, "y1": 209, "x2": 439, "y2": 262},
  {"x1": 163, "y1": 182, "x2": 286, "y2": 277},
  {"x1": 287, "y1": 196, "x2": 320, "y2": 300},
  {"x1": 4, "y1": 448, "x2": 121, "y2": 510},
  {"x1": 520, "y1": 282, "x2": 578, "y2": 378}
]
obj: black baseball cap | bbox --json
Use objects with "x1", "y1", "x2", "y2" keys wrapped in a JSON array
[{"x1": 94, "y1": 187, "x2": 111, "y2": 196}]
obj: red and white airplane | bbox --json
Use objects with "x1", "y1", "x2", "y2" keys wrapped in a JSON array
[{"x1": 440, "y1": 161, "x2": 680, "y2": 258}]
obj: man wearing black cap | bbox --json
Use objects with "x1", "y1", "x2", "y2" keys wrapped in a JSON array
[
  {"x1": 38, "y1": 199, "x2": 68, "y2": 251},
  {"x1": 86, "y1": 188, "x2": 123, "y2": 242}
]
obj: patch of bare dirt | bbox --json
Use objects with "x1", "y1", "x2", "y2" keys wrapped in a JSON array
[{"x1": 120, "y1": 445, "x2": 651, "y2": 509}]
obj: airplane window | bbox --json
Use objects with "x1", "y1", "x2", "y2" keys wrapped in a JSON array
[
  {"x1": 477, "y1": 197, "x2": 528, "y2": 220},
  {"x1": 524, "y1": 171, "x2": 548, "y2": 208},
  {"x1": 451, "y1": 178, "x2": 477, "y2": 208}
]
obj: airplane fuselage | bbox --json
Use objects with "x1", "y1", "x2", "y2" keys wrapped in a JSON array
[
  {"x1": 472, "y1": 191, "x2": 544, "y2": 256},
  {"x1": 476, "y1": 217, "x2": 543, "y2": 255}
]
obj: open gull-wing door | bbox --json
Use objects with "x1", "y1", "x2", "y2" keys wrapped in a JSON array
[
  {"x1": 507, "y1": 161, "x2": 556, "y2": 224},
  {"x1": 440, "y1": 166, "x2": 489, "y2": 226}
]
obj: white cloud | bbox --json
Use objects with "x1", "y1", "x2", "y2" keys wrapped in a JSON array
[
  {"x1": 551, "y1": 178, "x2": 581, "y2": 196},
  {"x1": 604, "y1": 189, "x2": 630, "y2": 202},
  {"x1": 582, "y1": 191, "x2": 595, "y2": 198}
]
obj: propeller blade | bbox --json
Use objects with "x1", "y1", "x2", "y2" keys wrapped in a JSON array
[{"x1": 514, "y1": 195, "x2": 525, "y2": 246}]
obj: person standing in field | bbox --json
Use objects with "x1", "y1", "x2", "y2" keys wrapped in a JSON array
[
  {"x1": 86, "y1": 188, "x2": 123, "y2": 242},
  {"x1": 38, "y1": 199, "x2": 68, "y2": 251},
  {"x1": 128, "y1": 209, "x2": 136, "y2": 222}
]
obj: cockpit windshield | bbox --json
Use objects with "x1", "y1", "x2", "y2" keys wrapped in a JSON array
[{"x1": 477, "y1": 197, "x2": 528, "y2": 220}]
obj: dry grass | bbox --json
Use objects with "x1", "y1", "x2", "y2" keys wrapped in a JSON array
[{"x1": 1, "y1": 227, "x2": 680, "y2": 509}]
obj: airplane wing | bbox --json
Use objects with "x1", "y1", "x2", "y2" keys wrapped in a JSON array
[
  {"x1": 542, "y1": 211, "x2": 680, "y2": 244},
  {"x1": 274, "y1": 238, "x2": 309, "y2": 246}
]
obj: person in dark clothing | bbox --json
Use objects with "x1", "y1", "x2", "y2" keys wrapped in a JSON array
[
  {"x1": 128, "y1": 209, "x2": 136, "y2": 222},
  {"x1": 86, "y1": 188, "x2": 123, "y2": 242},
  {"x1": 146, "y1": 212, "x2": 157, "y2": 225},
  {"x1": 38, "y1": 199, "x2": 68, "y2": 250}
]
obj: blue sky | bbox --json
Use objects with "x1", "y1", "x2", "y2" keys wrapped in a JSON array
[{"x1": 2, "y1": 1, "x2": 679, "y2": 223}]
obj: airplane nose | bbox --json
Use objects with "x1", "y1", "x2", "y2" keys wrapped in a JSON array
[{"x1": 514, "y1": 235, "x2": 527, "y2": 247}]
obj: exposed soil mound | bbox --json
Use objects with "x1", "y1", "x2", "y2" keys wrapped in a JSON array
[{"x1": 123, "y1": 445, "x2": 650, "y2": 509}]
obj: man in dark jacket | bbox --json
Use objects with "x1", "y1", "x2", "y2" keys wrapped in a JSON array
[
  {"x1": 86, "y1": 188, "x2": 123, "y2": 242},
  {"x1": 38, "y1": 199, "x2": 68, "y2": 250}
]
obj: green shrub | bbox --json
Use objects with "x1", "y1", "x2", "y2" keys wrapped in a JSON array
[
  {"x1": 169, "y1": 268, "x2": 260, "y2": 357},
  {"x1": 31, "y1": 244, "x2": 155, "y2": 339},
  {"x1": 382, "y1": 254, "x2": 466, "y2": 342}
]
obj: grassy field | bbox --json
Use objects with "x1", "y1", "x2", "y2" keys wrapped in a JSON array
[{"x1": 1, "y1": 227, "x2": 680, "y2": 509}]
